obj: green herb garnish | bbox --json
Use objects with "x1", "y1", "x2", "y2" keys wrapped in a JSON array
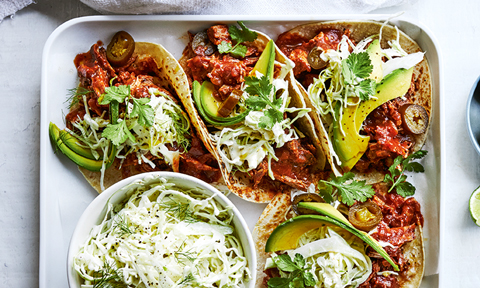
[
  {"x1": 178, "y1": 273, "x2": 196, "y2": 286},
  {"x1": 66, "y1": 87, "x2": 93, "y2": 108},
  {"x1": 92, "y1": 261, "x2": 124, "y2": 288},
  {"x1": 317, "y1": 172, "x2": 375, "y2": 206},
  {"x1": 218, "y1": 21, "x2": 258, "y2": 58},
  {"x1": 244, "y1": 75, "x2": 283, "y2": 129},
  {"x1": 130, "y1": 97, "x2": 154, "y2": 127},
  {"x1": 113, "y1": 214, "x2": 133, "y2": 236},
  {"x1": 174, "y1": 240, "x2": 197, "y2": 265},
  {"x1": 161, "y1": 196, "x2": 199, "y2": 223},
  {"x1": 102, "y1": 119, "x2": 135, "y2": 146},
  {"x1": 267, "y1": 253, "x2": 316, "y2": 288},
  {"x1": 384, "y1": 150, "x2": 427, "y2": 197},
  {"x1": 342, "y1": 51, "x2": 376, "y2": 101}
]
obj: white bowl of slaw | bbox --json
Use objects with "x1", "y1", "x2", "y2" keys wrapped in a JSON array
[{"x1": 67, "y1": 171, "x2": 256, "y2": 288}]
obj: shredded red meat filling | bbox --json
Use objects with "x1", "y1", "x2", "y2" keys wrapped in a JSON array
[{"x1": 68, "y1": 42, "x2": 222, "y2": 184}]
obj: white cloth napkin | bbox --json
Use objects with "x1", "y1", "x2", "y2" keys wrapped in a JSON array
[
  {"x1": 79, "y1": 0, "x2": 416, "y2": 15},
  {"x1": 0, "y1": 0, "x2": 34, "y2": 21}
]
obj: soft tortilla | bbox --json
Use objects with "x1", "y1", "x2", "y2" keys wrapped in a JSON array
[
  {"x1": 179, "y1": 30, "x2": 325, "y2": 203},
  {"x1": 285, "y1": 20, "x2": 432, "y2": 183},
  {"x1": 252, "y1": 191, "x2": 425, "y2": 288},
  {"x1": 79, "y1": 42, "x2": 202, "y2": 193}
]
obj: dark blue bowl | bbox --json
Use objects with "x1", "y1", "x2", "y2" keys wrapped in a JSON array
[{"x1": 467, "y1": 75, "x2": 480, "y2": 155}]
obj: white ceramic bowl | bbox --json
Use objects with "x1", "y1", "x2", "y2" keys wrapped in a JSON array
[{"x1": 67, "y1": 172, "x2": 256, "y2": 288}]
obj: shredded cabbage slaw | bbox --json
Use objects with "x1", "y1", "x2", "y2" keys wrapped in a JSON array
[
  {"x1": 73, "y1": 177, "x2": 251, "y2": 288},
  {"x1": 211, "y1": 63, "x2": 310, "y2": 180},
  {"x1": 265, "y1": 226, "x2": 372, "y2": 288}
]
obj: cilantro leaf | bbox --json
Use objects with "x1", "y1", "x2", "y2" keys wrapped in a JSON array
[
  {"x1": 316, "y1": 181, "x2": 334, "y2": 204},
  {"x1": 230, "y1": 21, "x2": 258, "y2": 43},
  {"x1": 344, "y1": 52, "x2": 373, "y2": 80},
  {"x1": 218, "y1": 41, "x2": 233, "y2": 54},
  {"x1": 244, "y1": 75, "x2": 284, "y2": 129},
  {"x1": 268, "y1": 254, "x2": 314, "y2": 288},
  {"x1": 342, "y1": 52, "x2": 376, "y2": 101},
  {"x1": 99, "y1": 85, "x2": 130, "y2": 105},
  {"x1": 259, "y1": 109, "x2": 283, "y2": 129},
  {"x1": 396, "y1": 181, "x2": 416, "y2": 197},
  {"x1": 218, "y1": 21, "x2": 258, "y2": 58},
  {"x1": 131, "y1": 97, "x2": 154, "y2": 127},
  {"x1": 318, "y1": 172, "x2": 375, "y2": 206},
  {"x1": 274, "y1": 254, "x2": 298, "y2": 272},
  {"x1": 102, "y1": 120, "x2": 135, "y2": 146},
  {"x1": 383, "y1": 150, "x2": 428, "y2": 196},
  {"x1": 355, "y1": 79, "x2": 376, "y2": 101},
  {"x1": 230, "y1": 45, "x2": 248, "y2": 58}
]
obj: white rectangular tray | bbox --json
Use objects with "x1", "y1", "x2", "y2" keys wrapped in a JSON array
[{"x1": 40, "y1": 15, "x2": 443, "y2": 288}]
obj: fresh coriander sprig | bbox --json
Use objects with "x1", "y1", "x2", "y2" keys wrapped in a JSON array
[
  {"x1": 218, "y1": 21, "x2": 258, "y2": 58},
  {"x1": 317, "y1": 172, "x2": 375, "y2": 206},
  {"x1": 267, "y1": 253, "x2": 316, "y2": 288},
  {"x1": 342, "y1": 52, "x2": 376, "y2": 101},
  {"x1": 384, "y1": 150, "x2": 427, "y2": 197},
  {"x1": 244, "y1": 75, "x2": 283, "y2": 129}
]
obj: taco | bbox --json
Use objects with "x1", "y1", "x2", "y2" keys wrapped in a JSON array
[
  {"x1": 178, "y1": 22, "x2": 326, "y2": 203},
  {"x1": 49, "y1": 31, "x2": 223, "y2": 192},
  {"x1": 253, "y1": 182, "x2": 424, "y2": 288},
  {"x1": 276, "y1": 21, "x2": 432, "y2": 182}
]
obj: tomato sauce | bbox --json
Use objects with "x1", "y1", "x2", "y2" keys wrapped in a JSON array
[{"x1": 69, "y1": 42, "x2": 222, "y2": 184}]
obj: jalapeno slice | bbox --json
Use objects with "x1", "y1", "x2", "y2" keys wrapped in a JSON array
[
  {"x1": 307, "y1": 46, "x2": 328, "y2": 70},
  {"x1": 399, "y1": 104, "x2": 429, "y2": 135},
  {"x1": 292, "y1": 193, "x2": 324, "y2": 215},
  {"x1": 348, "y1": 201, "x2": 382, "y2": 232},
  {"x1": 106, "y1": 31, "x2": 135, "y2": 66}
]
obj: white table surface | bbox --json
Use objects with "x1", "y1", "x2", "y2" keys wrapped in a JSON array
[{"x1": 1, "y1": 0, "x2": 478, "y2": 287}]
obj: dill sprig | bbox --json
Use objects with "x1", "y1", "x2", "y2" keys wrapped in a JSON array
[
  {"x1": 92, "y1": 261, "x2": 124, "y2": 288},
  {"x1": 178, "y1": 273, "x2": 196, "y2": 286},
  {"x1": 174, "y1": 240, "x2": 197, "y2": 265},
  {"x1": 161, "y1": 196, "x2": 199, "y2": 223},
  {"x1": 112, "y1": 214, "x2": 133, "y2": 236},
  {"x1": 66, "y1": 87, "x2": 93, "y2": 109}
]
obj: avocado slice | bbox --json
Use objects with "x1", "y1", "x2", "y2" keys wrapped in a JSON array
[
  {"x1": 193, "y1": 80, "x2": 249, "y2": 126},
  {"x1": 332, "y1": 67, "x2": 414, "y2": 171},
  {"x1": 265, "y1": 213, "x2": 399, "y2": 271},
  {"x1": 59, "y1": 130, "x2": 96, "y2": 160},
  {"x1": 250, "y1": 39, "x2": 275, "y2": 81},
  {"x1": 49, "y1": 101, "x2": 118, "y2": 171},
  {"x1": 49, "y1": 122, "x2": 105, "y2": 171},
  {"x1": 367, "y1": 39, "x2": 383, "y2": 84},
  {"x1": 194, "y1": 40, "x2": 277, "y2": 126}
]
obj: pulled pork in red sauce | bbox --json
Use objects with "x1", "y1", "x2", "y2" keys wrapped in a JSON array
[
  {"x1": 359, "y1": 183, "x2": 423, "y2": 288},
  {"x1": 184, "y1": 25, "x2": 320, "y2": 190},
  {"x1": 67, "y1": 42, "x2": 222, "y2": 184},
  {"x1": 276, "y1": 28, "x2": 420, "y2": 173}
]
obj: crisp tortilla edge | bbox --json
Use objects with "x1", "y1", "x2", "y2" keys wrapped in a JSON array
[
  {"x1": 252, "y1": 191, "x2": 425, "y2": 288},
  {"x1": 284, "y1": 20, "x2": 432, "y2": 183}
]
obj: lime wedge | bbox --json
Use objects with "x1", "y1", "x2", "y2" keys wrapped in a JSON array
[{"x1": 469, "y1": 185, "x2": 480, "y2": 226}]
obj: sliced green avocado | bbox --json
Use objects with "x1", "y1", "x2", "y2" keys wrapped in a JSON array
[
  {"x1": 332, "y1": 67, "x2": 414, "y2": 171},
  {"x1": 250, "y1": 39, "x2": 275, "y2": 81},
  {"x1": 367, "y1": 39, "x2": 383, "y2": 84},
  {"x1": 265, "y1": 213, "x2": 399, "y2": 271},
  {"x1": 49, "y1": 122, "x2": 104, "y2": 171},
  {"x1": 59, "y1": 130, "x2": 96, "y2": 159},
  {"x1": 49, "y1": 101, "x2": 118, "y2": 171}
]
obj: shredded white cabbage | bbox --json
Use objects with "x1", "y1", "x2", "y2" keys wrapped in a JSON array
[
  {"x1": 211, "y1": 74, "x2": 310, "y2": 179},
  {"x1": 68, "y1": 87, "x2": 190, "y2": 191},
  {"x1": 265, "y1": 227, "x2": 371, "y2": 288},
  {"x1": 307, "y1": 26, "x2": 424, "y2": 167},
  {"x1": 73, "y1": 177, "x2": 250, "y2": 288}
]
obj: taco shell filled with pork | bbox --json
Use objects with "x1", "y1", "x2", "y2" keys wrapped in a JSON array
[
  {"x1": 50, "y1": 34, "x2": 224, "y2": 192},
  {"x1": 179, "y1": 23, "x2": 327, "y2": 203},
  {"x1": 276, "y1": 20, "x2": 432, "y2": 182}
]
